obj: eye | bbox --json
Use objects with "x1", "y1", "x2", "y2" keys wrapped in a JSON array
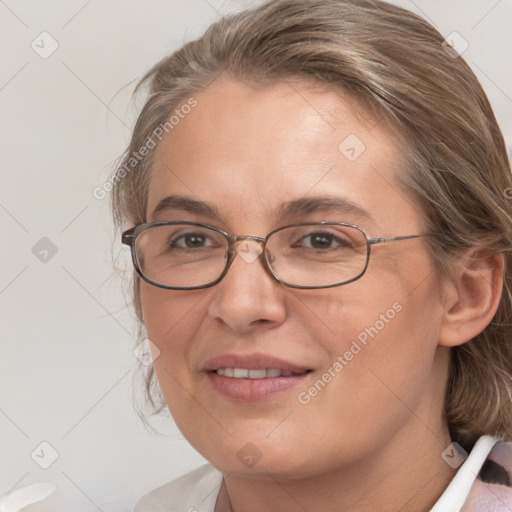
[
  {"x1": 169, "y1": 231, "x2": 217, "y2": 249},
  {"x1": 295, "y1": 231, "x2": 354, "y2": 250}
]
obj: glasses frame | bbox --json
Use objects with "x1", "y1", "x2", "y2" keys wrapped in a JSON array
[{"x1": 122, "y1": 221, "x2": 426, "y2": 290}]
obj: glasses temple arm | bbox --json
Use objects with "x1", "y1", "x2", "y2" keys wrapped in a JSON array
[
  {"x1": 121, "y1": 228, "x2": 136, "y2": 246},
  {"x1": 368, "y1": 234, "x2": 428, "y2": 245}
]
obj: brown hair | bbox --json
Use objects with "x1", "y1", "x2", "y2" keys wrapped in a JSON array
[{"x1": 111, "y1": 0, "x2": 512, "y2": 441}]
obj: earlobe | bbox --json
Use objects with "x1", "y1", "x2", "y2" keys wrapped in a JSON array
[{"x1": 438, "y1": 250, "x2": 504, "y2": 348}]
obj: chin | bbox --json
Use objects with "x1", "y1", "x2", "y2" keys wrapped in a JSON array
[{"x1": 190, "y1": 432, "x2": 320, "y2": 478}]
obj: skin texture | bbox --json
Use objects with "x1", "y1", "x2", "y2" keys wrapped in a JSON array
[{"x1": 140, "y1": 77, "x2": 503, "y2": 511}]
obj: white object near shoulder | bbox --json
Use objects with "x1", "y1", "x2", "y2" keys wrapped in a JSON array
[{"x1": 0, "y1": 483, "x2": 56, "y2": 512}]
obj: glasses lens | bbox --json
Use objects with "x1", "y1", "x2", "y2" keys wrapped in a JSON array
[
  {"x1": 135, "y1": 224, "x2": 229, "y2": 288},
  {"x1": 266, "y1": 224, "x2": 368, "y2": 287}
]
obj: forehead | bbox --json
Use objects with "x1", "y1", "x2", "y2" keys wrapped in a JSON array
[{"x1": 148, "y1": 78, "x2": 419, "y2": 233}]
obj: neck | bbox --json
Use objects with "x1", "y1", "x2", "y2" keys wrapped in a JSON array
[{"x1": 218, "y1": 425, "x2": 457, "y2": 512}]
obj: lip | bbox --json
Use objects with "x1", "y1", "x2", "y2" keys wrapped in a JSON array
[
  {"x1": 202, "y1": 353, "x2": 311, "y2": 373},
  {"x1": 202, "y1": 353, "x2": 312, "y2": 402}
]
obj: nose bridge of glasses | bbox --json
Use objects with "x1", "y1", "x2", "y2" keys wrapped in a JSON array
[{"x1": 232, "y1": 236, "x2": 266, "y2": 265}]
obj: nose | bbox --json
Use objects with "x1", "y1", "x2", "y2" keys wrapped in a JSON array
[{"x1": 206, "y1": 238, "x2": 287, "y2": 333}]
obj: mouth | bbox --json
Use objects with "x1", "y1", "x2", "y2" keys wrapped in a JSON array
[
  {"x1": 215, "y1": 367, "x2": 310, "y2": 378},
  {"x1": 203, "y1": 353, "x2": 313, "y2": 401}
]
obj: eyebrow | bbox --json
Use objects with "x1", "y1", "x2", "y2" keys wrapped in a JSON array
[
  {"x1": 150, "y1": 194, "x2": 373, "y2": 225},
  {"x1": 151, "y1": 195, "x2": 221, "y2": 220}
]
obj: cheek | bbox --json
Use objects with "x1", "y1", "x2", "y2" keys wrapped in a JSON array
[
  {"x1": 140, "y1": 284, "x2": 209, "y2": 433},
  {"x1": 292, "y1": 282, "x2": 444, "y2": 459},
  {"x1": 140, "y1": 283, "x2": 206, "y2": 379},
  {"x1": 141, "y1": 283, "x2": 203, "y2": 340},
  {"x1": 311, "y1": 263, "x2": 444, "y2": 400}
]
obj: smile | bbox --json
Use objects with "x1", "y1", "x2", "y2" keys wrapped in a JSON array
[{"x1": 215, "y1": 368, "x2": 309, "y2": 378}]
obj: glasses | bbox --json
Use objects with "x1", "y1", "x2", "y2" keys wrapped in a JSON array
[{"x1": 122, "y1": 221, "x2": 426, "y2": 290}]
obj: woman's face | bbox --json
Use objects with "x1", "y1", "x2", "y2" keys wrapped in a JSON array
[{"x1": 141, "y1": 78, "x2": 451, "y2": 478}]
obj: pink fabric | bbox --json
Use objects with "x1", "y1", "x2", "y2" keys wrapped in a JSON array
[{"x1": 462, "y1": 442, "x2": 512, "y2": 511}]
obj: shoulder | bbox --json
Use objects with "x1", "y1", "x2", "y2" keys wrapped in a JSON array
[
  {"x1": 133, "y1": 463, "x2": 223, "y2": 512},
  {"x1": 462, "y1": 440, "x2": 512, "y2": 511}
]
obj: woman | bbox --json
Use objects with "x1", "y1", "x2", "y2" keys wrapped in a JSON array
[{"x1": 112, "y1": 0, "x2": 512, "y2": 510}]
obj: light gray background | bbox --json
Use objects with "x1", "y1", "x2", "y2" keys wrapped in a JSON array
[{"x1": 1, "y1": 1, "x2": 511, "y2": 510}]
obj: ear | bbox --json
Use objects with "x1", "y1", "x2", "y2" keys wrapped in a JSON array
[{"x1": 438, "y1": 250, "x2": 504, "y2": 347}]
